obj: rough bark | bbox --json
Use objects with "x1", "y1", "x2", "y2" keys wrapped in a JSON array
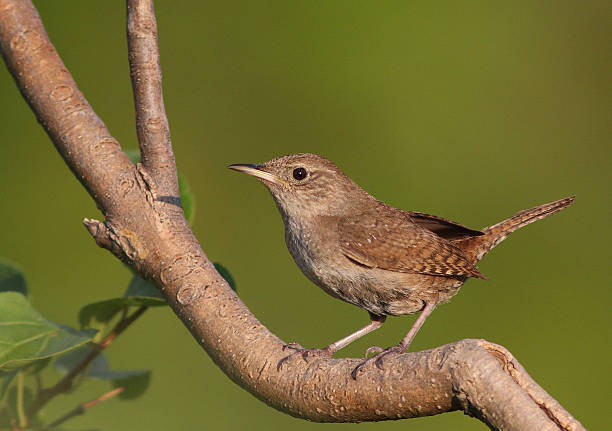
[{"x1": 0, "y1": 1, "x2": 585, "y2": 430}]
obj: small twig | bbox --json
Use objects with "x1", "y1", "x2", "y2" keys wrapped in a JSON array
[
  {"x1": 99, "y1": 305, "x2": 148, "y2": 349},
  {"x1": 15, "y1": 372, "x2": 25, "y2": 429},
  {"x1": 44, "y1": 387, "x2": 124, "y2": 430},
  {"x1": 24, "y1": 306, "x2": 148, "y2": 422}
]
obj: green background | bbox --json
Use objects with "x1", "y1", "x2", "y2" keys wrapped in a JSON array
[{"x1": 1, "y1": 1, "x2": 609, "y2": 429}]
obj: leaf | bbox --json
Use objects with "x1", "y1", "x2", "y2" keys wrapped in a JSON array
[
  {"x1": 1, "y1": 385, "x2": 47, "y2": 428},
  {"x1": 0, "y1": 258, "x2": 28, "y2": 296},
  {"x1": 110, "y1": 370, "x2": 151, "y2": 399},
  {"x1": 0, "y1": 292, "x2": 96, "y2": 371},
  {"x1": 55, "y1": 347, "x2": 151, "y2": 400},
  {"x1": 124, "y1": 149, "x2": 140, "y2": 164},
  {"x1": 2, "y1": 385, "x2": 34, "y2": 427},
  {"x1": 123, "y1": 274, "x2": 165, "y2": 302},
  {"x1": 22, "y1": 357, "x2": 51, "y2": 375},
  {"x1": 123, "y1": 149, "x2": 196, "y2": 225},
  {"x1": 213, "y1": 262, "x2": 237, "y2": 292},
  {"x1": 78, "y1": 297, "x2": 163, "y2": 330},
  {"x1": 80, "y1": 274, "x2": 166, "y2": 330},
  {"x1": 178, "y1": 172, "x2": 195, "y2": 225},
  {"x1": 0, "y1": 368, "x2": 19, "y2": 401},
  {"x1": 53, "y1": 346, "x2": 100, "y2": 376}
]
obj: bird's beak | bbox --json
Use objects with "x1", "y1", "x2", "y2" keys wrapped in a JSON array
[{"x1": 228, "y1": 163, "x2": 285, "y2": 186}]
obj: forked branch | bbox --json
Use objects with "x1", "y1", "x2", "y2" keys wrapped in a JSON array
[{"x1": 0, "y1": 1, "x2": 584, "y2": 430}]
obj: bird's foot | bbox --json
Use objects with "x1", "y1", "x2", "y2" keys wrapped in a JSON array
[
  {"x1": 351, "y1": 345, "x2": 407, "y2": 379},
  {"x1": 277, "y1": 343, "x2": 333, "y2": 371}
]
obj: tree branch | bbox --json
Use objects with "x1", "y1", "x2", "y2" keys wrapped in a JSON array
[
  {"x1": 0, "y1": 1, "x2": 585, "y2": 429},
  {"x1": 127, "y1": 0, "x2": 178, "y2": 198}
]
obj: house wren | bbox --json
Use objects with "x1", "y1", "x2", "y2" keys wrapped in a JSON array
[{"x1": 229, "y1": 153, "x2": 574, "y2": 377}]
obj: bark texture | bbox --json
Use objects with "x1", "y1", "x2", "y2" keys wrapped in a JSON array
[{"x1": 0, "y1": 1, "x2": 584, "y2": 430}]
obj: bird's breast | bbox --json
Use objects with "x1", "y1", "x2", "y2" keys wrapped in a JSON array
[
  {"x1": 283, "y1": 217, "x2": 344, "y2": 292},
  {"x1": 285, "y1": 220, "x2": 326, "y2": 279}
]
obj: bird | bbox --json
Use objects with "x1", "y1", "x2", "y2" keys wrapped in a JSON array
[{"x1": 229, "y1": 153, "x2": 574, "y2": 378}]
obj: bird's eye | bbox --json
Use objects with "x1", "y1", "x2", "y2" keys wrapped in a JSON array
[{"x1": 292, "y1": 167, "x2": 307, "y2": 180}]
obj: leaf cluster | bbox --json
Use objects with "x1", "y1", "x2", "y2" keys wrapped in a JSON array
[{"x1": 0, "y1": 259, "x2": 157, "y2": 430}]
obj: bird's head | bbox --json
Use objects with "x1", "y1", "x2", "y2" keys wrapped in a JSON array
[{"x1": 229, "y1": 153, "x2": 371, "y2": 220}]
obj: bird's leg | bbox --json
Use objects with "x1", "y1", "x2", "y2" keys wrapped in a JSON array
[
  {"x1": 277, "y1": 313, "x2": 386, "y2": 370},
  {"x1": 351, "y1": 300, "x2": 439, "y2": 379}
]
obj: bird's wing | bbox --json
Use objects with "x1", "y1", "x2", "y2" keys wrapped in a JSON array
[
  {"x1": 338, "y1": 208, "x2": 487, "y2": 279},
  {"x1": 407, "y1": 211, "x2": 484, "y2": 241}
]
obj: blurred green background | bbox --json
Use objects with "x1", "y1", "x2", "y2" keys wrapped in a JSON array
[{"x1": 1, "y1": 0, "x2": 609, "y2": 429}]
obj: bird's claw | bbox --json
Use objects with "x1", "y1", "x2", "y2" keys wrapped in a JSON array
[
  {"x1": 282, "y1": 342, "x2": 304, "y2": 352},
  {"x1": 364, "y1": 345, "x2": 384, "y2": 357},
  {"x1": 373, "y1": 345, "x2": 405, "y2": 369},
  {"x1": 351, "y1": 345, "x2": 407, "y2": 379},
  {"x1": 277, "y1": 344, "x2": 332, "y2": 371}
]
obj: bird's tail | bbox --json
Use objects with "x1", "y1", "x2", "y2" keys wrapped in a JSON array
[{"x1": 456, "y1": 196, "x2": 575, "y2": 263}]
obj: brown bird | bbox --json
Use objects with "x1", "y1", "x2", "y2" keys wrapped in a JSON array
[{"x1": 229, "y1": 153, "x2": 574, "y2": 377}]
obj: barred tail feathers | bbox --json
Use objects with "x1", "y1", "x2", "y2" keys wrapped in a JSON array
[{"x1": 456, "y1": 196, "x2": 575, "y2": 263}]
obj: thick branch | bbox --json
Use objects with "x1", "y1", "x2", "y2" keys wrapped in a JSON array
[{"x1": 0, "y1": 1, "x2": 584, "y2": 430}]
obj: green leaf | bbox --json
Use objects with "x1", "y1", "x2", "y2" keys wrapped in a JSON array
[
  {"x1": 0, "y1": 258, "x2": 27, "y2": 296},
  {"x1": 80, "y1": 274, "x2": 166, "y2": 329},
  {"x1": 124, "y1": 149, "x2": 140, "y2": 164},
  {"x1": 178, "y1": 172, "x2": 195, "y2": 225},
  {"x1": 0, "y1": 292, "x2": 96, "y2": 371},
  {"x1": 110, "y1": 370, "x2": 151, "y2": 400},
  {"x1": 78, "y1": 297, "x2": 162, "y2": 330},
  {"x1": 213, "y1": 262, "x2": 237, "y2": 292},
  {"x1": 123, "y1": 149, "x2": 196, "y2": 225},
  {"x1": 0, "y1": 368, "x2": 19, "y2": 401},
  {"x1": 2, "y1": 385, "x2": 34, "y2": 427},
  {"x1": 55, "y1": 347, "x2": 151, "y2": 400},
  {"x1": 1, "y1": 384, "x2": 47, "y2": 428},
  {"x1": 123, "y1": 274, "x2": 165, "y2": 301},
  {"x1": 22, "y1": 357, "x2": 51, "y2": 375}
]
